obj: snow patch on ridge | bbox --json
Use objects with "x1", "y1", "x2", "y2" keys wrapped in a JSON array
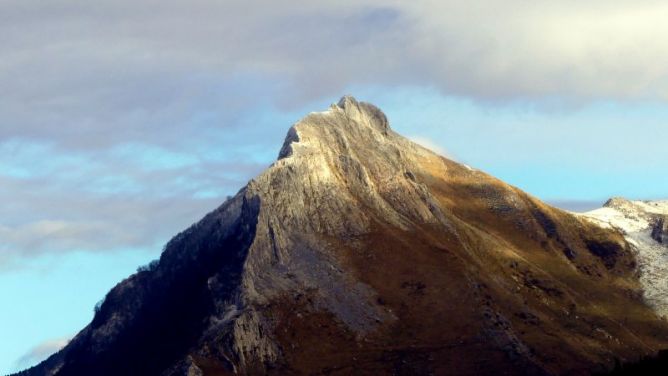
[{"x1": 579, "y1": 199, "x2": 668, "y2": 317}]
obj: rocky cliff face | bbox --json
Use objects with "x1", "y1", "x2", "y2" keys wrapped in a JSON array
[
  {"x1": 581, "y1": 198, "x2": 668, "y2": 318},
  {"x1": 16, "y1": 97, "x2": 668, "y2": 376}
]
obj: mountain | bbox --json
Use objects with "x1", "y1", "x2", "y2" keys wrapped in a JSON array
[
  {"x1": 15, "y1": 96, "x2": 668, "y2": 376},
  {"x1": 580, "y1": 199, "x2": 668, "y2": 317}
]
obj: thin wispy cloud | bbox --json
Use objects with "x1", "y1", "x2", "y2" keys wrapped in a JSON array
[
  {"x1": 13, "y1": 338, "x2": 69, "y2": 371},
  {"x1": 407, "y1": 135, "x2": 452, "y2": 159},
  {"x1": 0, "y1": 134, "x2": 268, "y2": 269}
]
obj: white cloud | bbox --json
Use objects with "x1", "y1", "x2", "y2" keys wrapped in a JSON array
[
  {"x1": 407, "y1": 135, "x2": 452, "y2": 158},
  {"x1": 14, "y1": 338, "x2": 69, "y2": 371},
  {"x1": 399, "y1": 0, "x2": 668, "y2": 102}
]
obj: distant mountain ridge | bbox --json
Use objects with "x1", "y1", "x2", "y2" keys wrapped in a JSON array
[
  {"x1": 15, "y1": 97, "x2": 668, "y2": 376},
  {"x1": 581, "y1": 198, "x2": 668, "y2": 317}
]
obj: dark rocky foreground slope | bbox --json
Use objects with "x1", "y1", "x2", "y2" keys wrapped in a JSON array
[{"x1": 15, "y1": 97, "x2": 668, "y2": 376}]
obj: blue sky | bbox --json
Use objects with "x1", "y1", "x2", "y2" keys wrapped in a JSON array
[{"x1": 1, "y1": 1, "x2": 668, "y2": 373}]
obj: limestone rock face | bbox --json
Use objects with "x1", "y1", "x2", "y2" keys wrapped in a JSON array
[{"x1": 17, "y1": 97, "x2": 668, "y2": 376}]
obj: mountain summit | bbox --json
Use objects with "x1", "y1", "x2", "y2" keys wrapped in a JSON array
[{"x1": 17, "y1": 97, "x2": 668, "y2": 376}]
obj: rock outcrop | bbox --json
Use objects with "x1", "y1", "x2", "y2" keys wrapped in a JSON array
[
  {"x1": 651, "y1": 217, "x2": 666, "y2": 244},
  {"x1": 15, "y1": 97, "x2": 668, "y2": 376}
]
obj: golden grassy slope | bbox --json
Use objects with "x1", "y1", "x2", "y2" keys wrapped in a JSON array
[{"x1": 261, "y1": 154, "x2": 668, "y2": 376}]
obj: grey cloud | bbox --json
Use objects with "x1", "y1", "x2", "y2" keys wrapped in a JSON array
[
  {"x1": 0, "y1": 0, "x2": 406, "y2": 147},
  {"x1": 0, "y1": 0, "x2": 668, "y2": 139},
  {"x1": 2, "y1": 1, "x2": 667, "y2": 147},
  {"x1": 2, "y1": 0, "x2": 667, "y2": 268}
]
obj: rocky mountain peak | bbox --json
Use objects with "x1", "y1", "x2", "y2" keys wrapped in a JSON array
[
  {"x1": 603, "y1": 196, "x2": 633, "y2": 210},
  {"x1": 278, "y1": 95, "x2": 392, "y2": 160},
  {"x1": 600, "y1": 197, "x2": 668, "y2": 221},
  {"x1": 18, "y1": 98, "x2": 668, "y2": 376},
  {"x1": 336, "y1": 94, "x2": 359, "y2": 109}
]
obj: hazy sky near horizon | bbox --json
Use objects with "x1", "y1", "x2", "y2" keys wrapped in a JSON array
[{"x1": 2, "y1": 0, "x2": 668, "y2": 373}]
